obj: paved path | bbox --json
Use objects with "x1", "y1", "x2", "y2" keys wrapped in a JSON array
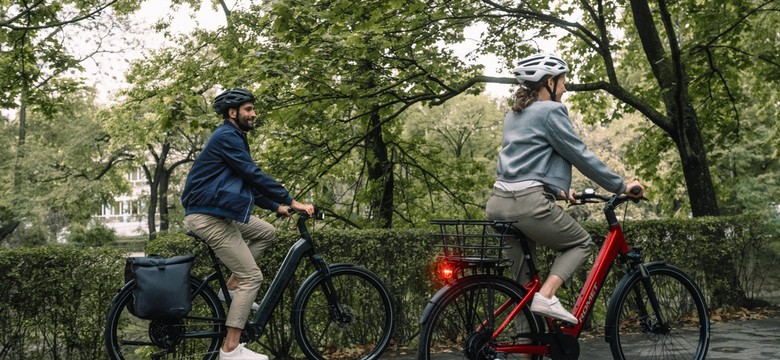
[
  {"x1": 385, "y1": 315, "x2": 780, "y2": 359},
  {"x1": 579, "y1": 316, "x2": 780, "y2": 359}
]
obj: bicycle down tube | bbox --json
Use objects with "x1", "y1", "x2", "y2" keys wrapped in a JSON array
[{"x1": 248, "y1": 213, "x2": 330, "y2": 335}]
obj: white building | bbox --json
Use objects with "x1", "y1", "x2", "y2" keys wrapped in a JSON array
[{"x1": 96, "y1": 168, "x2": 149, "y2": 237}]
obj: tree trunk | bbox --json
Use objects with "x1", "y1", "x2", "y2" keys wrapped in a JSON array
[
  {"x1": 143, "y1": 162, "x2": 159, "y2": 241},
  {"x1": 670, "y1": 106, "x2": 720, "y2": 217},
  {"x1": 0, "y1": 221, "x2": 20, "y2": 241},
  {"x1": 3, "y1": 85, "x2": 30, "y2": 241},
  {"x1": 365, "y1": 108, "x2": 394, "y2": 228},
  {"x1": 629, "y1": 0, "x2": 719, "y2": 217},
  {"x1": 158, "y1": 170, "x2": 170, "y2": 233}
]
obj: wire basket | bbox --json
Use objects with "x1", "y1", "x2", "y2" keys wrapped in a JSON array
[{"x1": 431, "y1": 220, "x2": 515, "y2": 267}]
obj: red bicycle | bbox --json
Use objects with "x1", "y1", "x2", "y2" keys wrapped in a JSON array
[{"x1": 418, "y1": 188, "x2": 710, "y2": 360}]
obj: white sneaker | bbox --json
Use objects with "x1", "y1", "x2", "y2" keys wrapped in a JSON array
[
  {"x1": 218, "y1": 289, "x2": 260, "y2": 311},
  {"x1": 219, "y1": 343, "x2": 268, "y2": 360},
  {"x1": 529, "y1": 293, "x2": 578, "y2": 324}
]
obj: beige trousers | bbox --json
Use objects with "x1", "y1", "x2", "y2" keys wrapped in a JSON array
[
  {"x1": 184, "y1": 213, "x2": 276, "y2": 329},
  {"x1": 486, "y1": 186, "x2": 592, "y2": 285}
]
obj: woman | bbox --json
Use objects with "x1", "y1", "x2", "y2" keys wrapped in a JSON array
[{"x1": 486, "y1": 53, "x2": 644, "y2": 323}]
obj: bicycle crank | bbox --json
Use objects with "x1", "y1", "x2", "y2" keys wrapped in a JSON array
[
  {"x1": 539, "y1": 333, "x2": 579, "y2": 360},
  {"x1": 148, "y1": 318, "x2": 185, "y2": 349}
]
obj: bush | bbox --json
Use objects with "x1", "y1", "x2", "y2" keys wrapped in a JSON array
[
  {"x1": 0, "y1": 245, "x2": 125, "y2": 359},
  {"x1": 0, "y1": 215, "x2": 776, "y2": 358},
  {"x1": 67, "y1": 223, "x2": 117, "y2": 247}
]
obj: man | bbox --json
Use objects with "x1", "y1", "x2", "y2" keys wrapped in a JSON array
[{"x1": 182, "y1": 88, "x2": 314, "y2": 360}]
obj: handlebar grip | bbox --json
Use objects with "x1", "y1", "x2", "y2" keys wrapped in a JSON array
[{"x1": 629, "y1": 186, "x2": 642, "y2": 196}]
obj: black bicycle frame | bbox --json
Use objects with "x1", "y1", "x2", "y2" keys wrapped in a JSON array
[{"x1": 200, "y1": 215, "x2": 335, "y2": 338}]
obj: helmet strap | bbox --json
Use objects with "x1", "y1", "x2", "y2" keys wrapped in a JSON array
[{"x1": 546, "y1": 75, "x2": 561, "y2": 102}]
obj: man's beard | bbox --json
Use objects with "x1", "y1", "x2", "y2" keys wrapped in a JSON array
[{"x1": 236, "y1": 113, "x2": 257, "y2": 132}]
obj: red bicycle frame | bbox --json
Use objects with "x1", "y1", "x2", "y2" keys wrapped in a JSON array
[{"x1": 489, "y1": 220, "x2": 630, "y2": 356}]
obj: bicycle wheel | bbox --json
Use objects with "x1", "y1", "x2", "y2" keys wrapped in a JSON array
[
  {"x1": 417, "y1": 275, "x2": 543, "y2": 360},
  {"x1": 105, "y1": 277, "x2": 225, "y2": 360},
  {"x1": 292, "y1": 265, "x2": 394, "y2": 360},
  {"x1": 606, "y1": 263, "x2": 710, "y2": 360}
]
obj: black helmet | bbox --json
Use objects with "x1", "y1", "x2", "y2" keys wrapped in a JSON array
[{"x1": 213, "y1": 88, "x2": 255, "y2": 116}]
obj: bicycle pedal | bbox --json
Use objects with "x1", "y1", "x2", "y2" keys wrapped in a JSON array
[{"x1": 551, "y1": 319, "x2": 577, "y2": 329}]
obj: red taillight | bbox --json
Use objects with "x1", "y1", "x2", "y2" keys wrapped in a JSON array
[
  {"x1": 440, "y1": 266, "x2": 454, "y2": 279},
  {"x1": 432, "y1": 258, "x2": 459, "y2": 285}
]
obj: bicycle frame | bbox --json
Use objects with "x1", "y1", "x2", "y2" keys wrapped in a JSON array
[
  {"x1": 489, "y1": 199, "x2": 637, "y2": 355},
  {"x1": 196, "y1": 213, "x2": 335, "y2": 339}
]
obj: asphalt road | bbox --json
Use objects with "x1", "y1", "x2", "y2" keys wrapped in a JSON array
[{"x1": 384, "y1": 314, "x2": 780, "y2": 359}]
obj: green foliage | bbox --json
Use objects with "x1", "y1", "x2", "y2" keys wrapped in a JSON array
[
  {"x1": 4, "y1": 223, "x2": 49, "y2": 247},
  {"x1": 67, "y1": 222, "x2": 117, "y2": 247},
  {"x1": 0, "y1": 89, "x2": 129, "y2": 243},
  {"x1": 0, "y1": 245, "x2": 125, "y2": 359}
]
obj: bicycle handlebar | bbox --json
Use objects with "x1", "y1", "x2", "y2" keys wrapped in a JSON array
[
  {"x1": 283, "y1": 206, "x2": 325, "y2": 221},
  {"x1": 572, "y1": 186, "x2": 644, "y2": 207},
  {"x1": 571, "y1": 187, "x2": 645, "y2": 227}
]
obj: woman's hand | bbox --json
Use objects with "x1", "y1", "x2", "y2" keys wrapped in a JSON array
[
  {"x1": 624, "y1": 180, "x2": 645, "y2": 199},
  {"x1": 559, "y1": 188, "x2": 577, "y2": 204}
]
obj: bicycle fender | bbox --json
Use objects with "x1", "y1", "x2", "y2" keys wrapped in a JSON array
[
  {"x1": 111, "y1": 280, "x2": 136, "y2": 304},
  {"x1": 604, "y1": 261, "x2": 667, "y2": 342},
  {"x1": 418, "y1": 274, "x2": 510, "y2": 326}
]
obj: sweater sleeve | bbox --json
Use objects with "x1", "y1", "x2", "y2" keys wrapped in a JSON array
[
  {"x1": 216, "y1": 130, "x2": 295, "y2": 205},
  {"x1": 543, "y1": 105, "x2": 626, "y2": 194}
]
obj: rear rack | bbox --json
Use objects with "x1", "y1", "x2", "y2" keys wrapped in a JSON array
[{"x1": 431, "y1": 220, "x2": 515, "y2": 268}]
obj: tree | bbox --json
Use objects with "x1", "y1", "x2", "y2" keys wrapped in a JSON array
[
  {"x1": 0, "y1": 89, "x2": 131, "y2": 244},
  {"x1": 215, "y1": 0, "x2": 492, "y2": 228},
  {"x1": 106, "y1": 27, "x2": 224, "y2": 239},
  {"x1": 116, "y1": 0, "x2": 778, "y2": 229},
  {"x1": 0, "y1": 0, "x2": 140, "y2": 240}
]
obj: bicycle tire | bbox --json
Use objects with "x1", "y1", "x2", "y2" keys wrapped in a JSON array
[
  {"x1": 417, "y1": 275, "x2": 543, "y2": 360},
  {"x1": 606, "y1": 263, "x2": 710, "y2": 360},
  {"x1": 292, "y1": 265, "x2": 394, "y2": 360},
  {"x1": 105, "y1": 277, "x2": 225, "y2": 360}
]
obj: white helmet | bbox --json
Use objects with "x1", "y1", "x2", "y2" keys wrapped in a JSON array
[{"x1": 513, "y1": 53, "x2": 569, "y2": 84}]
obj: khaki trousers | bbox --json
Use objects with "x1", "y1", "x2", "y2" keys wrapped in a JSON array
[
  {"x1": 486, "y1": 187, "x2": 592, "y2": 285},
  {"x1": 184, "y1": 213, "x2": 276, "y2": 329}
]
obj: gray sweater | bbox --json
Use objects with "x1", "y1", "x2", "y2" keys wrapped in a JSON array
[{"x1": 496, "y1": 100, "x2": 626, "y2": 196}]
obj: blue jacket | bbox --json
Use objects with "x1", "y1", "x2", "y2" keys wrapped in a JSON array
[{"x1": 181, "y1": 120, "x2": 294, "y2": 223}]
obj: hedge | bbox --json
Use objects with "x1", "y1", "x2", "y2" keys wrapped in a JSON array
[
  {"x1": 0, "y1": 246, "x2": 125, "y2": 360},
  {"x1": 0, "y1": 215, "x2": 777, "y2": 359}
]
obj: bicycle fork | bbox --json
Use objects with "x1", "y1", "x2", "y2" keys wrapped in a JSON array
[
  {"x1": 624, "y1": 249, "x2": 669, "y2": 335},
  {"x1": 631, "y1": 263, "x2": 669, "y2": 334},
  {"x1": 310, "y1": 254, "x2": 353, "y2": 323}
]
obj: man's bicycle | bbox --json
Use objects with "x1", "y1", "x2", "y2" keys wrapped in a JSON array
[
  {"x1": 105, "y1": 208, "x2": 394, "y2": 360},
  {"x1": 418, "y1": 188, "x2": 710, "y2": 360}
]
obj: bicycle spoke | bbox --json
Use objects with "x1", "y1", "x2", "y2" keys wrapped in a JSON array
[
  {"x1": 294, "y1": 268, "x2": 393, "y2": 360},
  {"x1": 609, "y1": 265, "x2": 709, "y2": 360},
  {"x1": 419, "y1": 276, "x2": 541, "y2": 360}
]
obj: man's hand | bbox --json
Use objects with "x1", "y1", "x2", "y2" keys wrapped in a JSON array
[
  {"x1": 276, "y1": 205, "x2": 293, "y2": 218},
  {"x1": 291, "y1": 200, "x2": 315, "y2": 216}
]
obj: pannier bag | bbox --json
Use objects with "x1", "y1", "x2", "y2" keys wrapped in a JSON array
[{"x1": 124, "y1": 254, "x2": 195, "y2": 320}]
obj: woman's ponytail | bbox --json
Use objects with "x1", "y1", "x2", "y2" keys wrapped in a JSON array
[
  {"x1": 511, "y1": 76, "x2": 550, "y2": 113},
  {"x1": 512, "y1": 86, "x2": 537, "y2": 112}
]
